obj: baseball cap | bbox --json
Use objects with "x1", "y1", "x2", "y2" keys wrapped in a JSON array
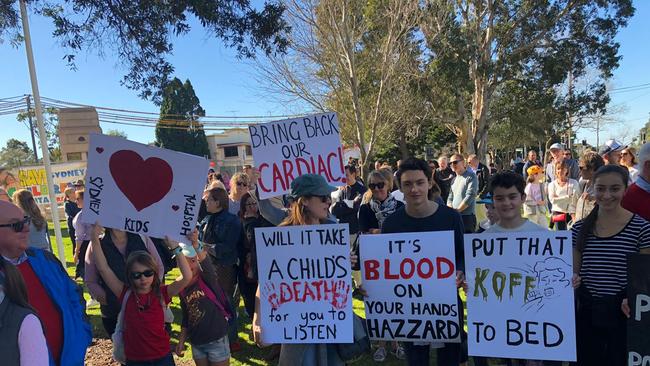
[
  {"x1": 178, "y1": 242, "x2": 197, "y2": 258},
  {"x1": 549, "y1": 143, "x2": 564, "y2": 151},
  {"x1": 598, "y1": 139, "x2": 626, "y2": 156},
  {"x1": 289, "y1": 174, "x2": 337, "y2": 199}
]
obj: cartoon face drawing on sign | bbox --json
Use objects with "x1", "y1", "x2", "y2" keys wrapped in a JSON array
[{"x1": 524, "y1": 257, "x2": 571, "y2": 311}]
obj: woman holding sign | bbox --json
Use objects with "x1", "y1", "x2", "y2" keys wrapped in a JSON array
[
  {"x1": 573, "y1": 165, "x2": 650, "y2": 366},
  {"x1": 228, "y1": 172, "x2": 250, "y2": 215},
  {"x1": 252, "y1": 174, "x2": 346, "y2": 366}
]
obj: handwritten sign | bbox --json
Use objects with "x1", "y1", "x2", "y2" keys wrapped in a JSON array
[
  {"x1": 81, "y1": 133, "x2": 209, "y2": 242},
  {"x1": 464, "y1": 231, "x2": 576, "y2": 361},
  {"x1": 255, "y1": 224, "x2": 352, "y2": 344},
  {"x1": 8, "y1": 162, "x2": 87, "y2": 206},
  {"x1": 248, "y1": 112, "x2": 345, "y2": 199},
  {"x1": 627, "y1": 254, "x2": 650, "y2": 366},
  {"x1": 360, "y1": 231, "x2": 461, "y2": 342}
]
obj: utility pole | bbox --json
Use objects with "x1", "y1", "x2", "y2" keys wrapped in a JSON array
[
  {"x1": 25, "y1": 94, "x2": 39, "y2": 162},
  {"x1": 20, "y1": 0, "x2": 66, "y2": 265}
]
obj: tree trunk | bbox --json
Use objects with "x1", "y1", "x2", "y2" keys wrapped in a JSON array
[{"x1": 398, "y1": 132, "x2": 409, "y2": 160}]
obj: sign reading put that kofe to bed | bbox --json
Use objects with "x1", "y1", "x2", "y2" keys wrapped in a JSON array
[
  {"x1": 81, "y1": 133, "x2": 209, "y2": 242},
  {"x1": 248, "y1": 112, "x2": 346, "y2": 200},
  {"x1": 627, "y1": 254, "x2": 650, "y2": 366},
  {"x1": 464, "y1": 231, "x2": 576, "y2": 362},
  {"x1": 255, "y1": 224, "x2": 353, "y2": 344},
  {"x1": 360, "y1": 231, "x2": 461, "y2": 342}
]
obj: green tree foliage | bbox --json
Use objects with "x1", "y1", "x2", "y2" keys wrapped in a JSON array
[
  {"x1": 0, "y1": 139, "x2": 35, "y2": 168},
  {"x1": 1, "y1": 1, "x2": 289, "y2": 103},
  {"x1": 421, "y1": 0, "x2": 633, "y2": 157},
  {"x1": 105, "y1": 129, "x2": 128, "y2": 139},
  {"x1": 155, "y1": 78, "x2": 210, "y2": 157},
  {"x1": 15, "y1": 107, "x2": 60, "y2": 162}
]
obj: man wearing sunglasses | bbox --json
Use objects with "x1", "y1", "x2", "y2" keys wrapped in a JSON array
[
  {"x1": 0, "y1": 200, "x2": 91, "y2": 365},
  {"x1": 447, "y1": 154, "x2": 479, "y2": 233}
]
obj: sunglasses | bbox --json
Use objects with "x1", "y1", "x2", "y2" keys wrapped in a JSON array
[
  {"x1": 0, "y1": 216, "x2": 31, "y2": 232},
  {"x1": 236, "y1": 181, "x2": 248, "y2": 187},
  {"x1": 450, "y1": 160, "x2": 462, "y2": 165},
  {"x1": 621, "y1": 152, "x2": 629, "y2": 156},
  {"x1": 245, "y1": 202, "x2": 258, "y2": 207},
  {"x1": 309, "y1": 195, "x2": 330, "y2": 203},
  {"x1": 130, "y1": 269, "x2": 155, "y2": 280},
  {"x1": 368, "y1": 182, "x2": 385, "y2": 190}
]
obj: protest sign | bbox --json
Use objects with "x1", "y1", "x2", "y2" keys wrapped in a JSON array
[
  {"x1": 248, "y1": 112, "x2": 346, "y2": 199},
  {"x1": 464, "y1": 231, "x2": 576, "y2": 361},
  {"x1": 255, "y1": 224, "x2": 352, "y2": 344},
  {"x1": 8, "y1": 162, "x2": 87, "y2": 206},
  {"x1": 627, "y1": 254, "x2": 650, "y2": 366},
  {"x1": 81, "y1": 133, "x2": 209, "y2": 242},
  {"x1": 360, "y1": 231, "x2": 461, "y2": 342}
]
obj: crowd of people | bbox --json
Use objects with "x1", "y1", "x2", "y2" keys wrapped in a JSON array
[{"x1": 0, "y1": 139, "x2": 649, "y2": 366}]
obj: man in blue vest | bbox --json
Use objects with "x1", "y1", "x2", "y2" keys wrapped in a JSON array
[{"x1": 0, "y1": 200, "x2": 91, "y2": 365}]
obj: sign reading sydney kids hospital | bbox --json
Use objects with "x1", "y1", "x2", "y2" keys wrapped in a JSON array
[
  {"x1": 248, "y1": 112, "x2": 346, "y2": 199},
  {"x1": 360, "y1": 231, "x2": 461, "y2": 342},
  {"x1": 464, "y1": 231, "x2": 576, "y2": 362},
  {"x1": 81, "y1": 134, "x2": 209, "y2": 242},
  {"x1": 255, "y1": 224, "x2": 353, "y2": 344}
]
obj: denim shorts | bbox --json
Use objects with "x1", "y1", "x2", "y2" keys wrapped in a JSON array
[{"x1": 192, "y1": 336, "x2": 230, "y2": 363}]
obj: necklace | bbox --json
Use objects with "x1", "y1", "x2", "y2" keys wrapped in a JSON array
[{"x1": 134, "y1": 292, "x2": 151, "y2": 312}]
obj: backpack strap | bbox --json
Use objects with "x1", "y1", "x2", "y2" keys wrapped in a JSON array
[{"x1": 197, "y1": 277, "x2": 233, "y2": 322}]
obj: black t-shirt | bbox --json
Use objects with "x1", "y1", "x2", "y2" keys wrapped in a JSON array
[
  {"x1": 180, "y1": 260, "x2": 229, "y2": 345},
  {"x1": 381, "y1": 204, "x2": 466, "y2": 271}
]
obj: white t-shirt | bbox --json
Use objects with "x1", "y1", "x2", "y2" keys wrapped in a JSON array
[{"x1": 485, "y1": 219, "x2": 547, "y2": 233}]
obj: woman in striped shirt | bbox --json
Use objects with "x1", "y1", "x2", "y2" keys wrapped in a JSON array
[{"x1": 572, "y1": 165, "x2": 650, "y2": 366}]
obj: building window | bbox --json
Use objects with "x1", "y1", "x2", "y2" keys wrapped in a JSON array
[
  {"x1": 67, "y1": 152, "x2": 82, "y2": 161},
  {"x1": 223, "y1": 146, "x2": 239, "y2": 158},
  {"x1": 245, "y1": 145, "x2": 252, "y2": 156}
]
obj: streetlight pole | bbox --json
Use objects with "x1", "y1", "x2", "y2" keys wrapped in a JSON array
[{"x1": 19, "y1": 0, "x2": 66, "y2": 264}]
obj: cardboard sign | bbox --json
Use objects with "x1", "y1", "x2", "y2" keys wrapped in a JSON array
[
  {"x1": 248, "y1": 112, "x2": 346, "y2": 199},
  {"x1": 360, "y1": 231, "x2": 461, "y2": 342},
  {"x1": 464, "y1": 231, "x2": 576, "y2": 361},
  {"x1": 255, "y1": 224, "x2": 353, "y2": 344},
  {"x1": 9, "y1": 162, "x2": 87, "y2": 206},
  {"x1": 81, "y1": 134, "x2": 209, "y2": 242},
  {"x1": 627, "y1": 254, "x2": 650, "y2": 366}
]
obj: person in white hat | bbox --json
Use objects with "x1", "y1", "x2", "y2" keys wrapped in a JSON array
[
  {"x1": 598, "y1": 139, "x2": 626, "y2": 166},
  {"x1": 545, "y1": 142, "x2": 580, "y2": 182}
]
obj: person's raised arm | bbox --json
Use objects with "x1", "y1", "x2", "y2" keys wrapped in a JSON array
[
  {"x1": 91, "y1": 223, "x2": 124, "y2": 298},
  {"x1": 165, "y1": 237, "x2": 193, "y2": 297}
]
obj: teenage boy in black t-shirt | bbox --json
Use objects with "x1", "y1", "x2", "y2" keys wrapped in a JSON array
[{"x1": 382, "y1": 157, "x2": 466, "y2": 366}]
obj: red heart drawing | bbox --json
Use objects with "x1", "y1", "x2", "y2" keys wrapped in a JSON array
[
  {"x1": 171, "y1": 205, "x2": 179, "y2": 211},
  {"x1": 96, "y1": 147, "x2": 104, "y2": 154},
  {"x1": 109, "y1": 150, "x2": 174, "y2": 212}
]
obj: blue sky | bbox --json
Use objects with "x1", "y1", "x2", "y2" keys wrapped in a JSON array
[{"x1": 1, "y1": 2, "x2": 649, "y2": 151}]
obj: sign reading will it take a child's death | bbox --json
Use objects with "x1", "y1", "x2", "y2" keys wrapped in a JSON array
[
  {"x1": 255, "y1": 224, "x2": 353, "y2": 344},
  {"x1": 248, "y1": 112, "x2": 346, "y2": 199},
  {"x1": 81, "y1": 133, "x2": 209, "y2": 242}
]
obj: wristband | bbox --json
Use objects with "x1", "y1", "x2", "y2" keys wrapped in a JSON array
[
  {"x1": 196, "y1": 240, "x2": 205, "y2": 252},
  {"x1": 171, "y1": 246, "x2": 183, "y2": 257}
]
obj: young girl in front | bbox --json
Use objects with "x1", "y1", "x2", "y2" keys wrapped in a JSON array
[
  {"x1": 176, "y1": 230, "x2": 233, "y2": 366},
  {"x1": 524, "y1": 165, "x2": 548, "y2": 227},
  {"x1": 90, "y1": 224, "x2": 192, "y2": 366}
]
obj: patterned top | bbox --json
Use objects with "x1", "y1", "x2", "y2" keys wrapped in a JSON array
[{"x1": 572, "y1": 215, "x2": 650, "y2": 297}]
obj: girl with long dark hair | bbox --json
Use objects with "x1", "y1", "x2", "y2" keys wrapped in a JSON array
[{"x1": 573, "y1": 165, "x2": 650, "y2": 366}]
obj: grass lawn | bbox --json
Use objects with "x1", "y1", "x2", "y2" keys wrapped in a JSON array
[{"x1": 48, "y1": 221, "x2": 416, "y2": 366}]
